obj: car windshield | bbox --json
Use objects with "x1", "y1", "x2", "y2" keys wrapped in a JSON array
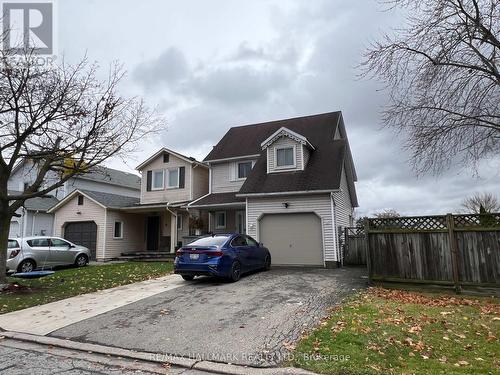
[
  {"x1": 8, "y1": 240, "x2": 19, "y2": 249},
  {"x1": 187, "y1": 235, "x2": 230, "y2": 247}
]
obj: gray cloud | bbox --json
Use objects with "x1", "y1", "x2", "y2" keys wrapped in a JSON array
[{"x1": 124, "y1": 0, "x2": 500, "y2": 216}]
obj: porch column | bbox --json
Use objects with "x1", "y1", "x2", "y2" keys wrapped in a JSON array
[{"x1": 170, "y1": 212, "x2": 177, "y2": 253}]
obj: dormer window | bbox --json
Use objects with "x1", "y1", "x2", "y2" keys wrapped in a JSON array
[
  {"x1": 276, "y1": 146, "x2": 295, "y2": 168},
  {"x1": 237, "y1": 161, "x2": 252, "y2": 179}
]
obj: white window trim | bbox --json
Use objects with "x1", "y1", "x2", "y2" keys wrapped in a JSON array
[
  {"x1": 152, "y1": 169, "x2": 165, "y2": 190},
  {"x1": 215, "y1": 211, "x2": 226, "y2": 229},
  {"x1": 236, "y1": 161, "x2": 253, "y2": 180},
  {"x1": 166, "y1": 167, "x2": 180, "y2": 189},
  {"x1": 274, "y1": 145, "x2": 296, "y2": 169},
  {"x1": 177, "y1": 214, "x2": 183, "y2": 231},
  {"x1": 113, "y1": 221, "x2": 123, "y2": 239}
]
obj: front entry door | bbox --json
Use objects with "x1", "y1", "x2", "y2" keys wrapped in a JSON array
[
  {"x1": 146, "y1": 216, "x2": 160, "y2": 251},
  {"x1": 236, "y1": 211, "x2": 246, "y2": 234}
]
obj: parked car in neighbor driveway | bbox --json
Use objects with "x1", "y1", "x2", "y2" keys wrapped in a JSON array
[
  {"x1": 174, "y1": 234, "x2": 271, "y2": 282},
  {"x1": 6, "y1": 237, "x2": 91, "y2": 273}
]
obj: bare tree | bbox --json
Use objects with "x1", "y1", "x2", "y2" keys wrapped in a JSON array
[
  {"x1": 461, "y1": 192, "x2": 500, "y2": 213},
  {"x1": 0, "y1": 48, "x2": 165, "y2": 285},
  {"x1": 373, "y1": 209, "x2": 401, "y2": 218},
  {"x1": 361, "y1": 0, "x2": 499, "y2": 174}
]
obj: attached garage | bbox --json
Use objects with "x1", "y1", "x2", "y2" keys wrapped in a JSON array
[
  {"x1": 259, "y1": 212, "x2": 324, "y2": 266},
  {"x1": 64, "y1": 221, "x2": 98, "y2": 260}
]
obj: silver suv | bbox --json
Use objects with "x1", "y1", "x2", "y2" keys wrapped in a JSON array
[{"x1": 6, "y1": 237, "x2": 91, "y2": 273}]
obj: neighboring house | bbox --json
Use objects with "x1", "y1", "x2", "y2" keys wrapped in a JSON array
[
  {"x1": 8, "y1": 193, "x2": 59, "y2": 238},
  {"x1": 7, "y1": 160, "x2": 141, "y2": 240},
  {"x1": 49, "y1": 148, "x2": 209, "y2": 260},
  {"x1": 189, "y1": 111, "x2": 358, "y2": 267}
]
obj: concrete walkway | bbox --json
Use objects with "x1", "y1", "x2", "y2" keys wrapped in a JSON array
[{"x1": 0, "y1": 274, "x2": 185, "y2": 335}]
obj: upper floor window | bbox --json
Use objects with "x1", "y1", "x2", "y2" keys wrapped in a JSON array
[
  {"x1": 167, "y1": 168, "x2": 179, "y2": 188},
  {"x1": 276, "y1": 146, "x2": 295, "y2": 168},
  {"x1": 152, "y1": 170, "x2": 164, "y2": 190},
  {"x1": 77, "y1": 195, "x2": 84, "y2": 205},
  {"x1": 237, "y1": 162, "x2": 252, "y2": 179}
]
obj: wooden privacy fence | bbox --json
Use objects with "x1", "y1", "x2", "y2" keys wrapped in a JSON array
[
  {"x1": 365, "y1": 213, "x2": 500, "y2": 291},
  {"x1": 341, "y1": 226, "x2": 367, "y2": 265}
]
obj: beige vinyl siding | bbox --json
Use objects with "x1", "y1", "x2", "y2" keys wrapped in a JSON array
[
  {"x1": 140, "y1": 153, "x2": 192, "y2": 204},
  {"x1": 105, "y1": 210, "x2": 144, "y2": 259},
  {"x1": 191, "y1": 165, "x2": 209, "y2": 200},
  {"x1": 267, "y1": 137, "x2": 303, "y2": 173},
  {"x1": 53, "y1": 194, "x2": 106, "y2": 259},
  {"x1": 211, "y1": 160, "x2": 256, "y2": 193},
  {"x1": 247, "y1": 194, "x2": 338, "y2": 262}
]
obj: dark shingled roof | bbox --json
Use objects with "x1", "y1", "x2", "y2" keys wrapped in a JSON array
[
  {"x1": 204, "y1": 112, "x2": 341, "y2": 161},
  {"x1": 204, "y1": 112, "x2": 347, "y2": 194},
  {"x1": 189, "y1": 192, "x2": 245, "y2": 207},
  {"x1": 8, "y1": 190, "x2": 60, "y2": 212},
  {"x1": 78, "y1": 166, "x2": 140, "y2": 190},
  {"x1": 80, "y1": 190, "x2": 140, "y2": 208}
]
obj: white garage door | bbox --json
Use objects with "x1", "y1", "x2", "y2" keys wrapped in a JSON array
[{"x1": 259, "y1": 213, "x2": 324, "y2": 266}]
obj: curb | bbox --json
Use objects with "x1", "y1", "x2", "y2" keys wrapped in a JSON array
[{"x1": 1, "y1": 331, "x2": 317, "y2": 375}]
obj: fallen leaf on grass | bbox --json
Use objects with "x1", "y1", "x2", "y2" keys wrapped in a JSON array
[{"x1": 454, "y1": 360, "x2": 469, "y2": 367}]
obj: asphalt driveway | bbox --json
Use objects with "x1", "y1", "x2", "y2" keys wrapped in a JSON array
[{"x1": 51, "y1": 267, "x2": 367, "y2": 366}]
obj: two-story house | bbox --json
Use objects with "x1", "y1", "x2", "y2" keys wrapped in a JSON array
[
  {"x1": 8, "y1": 161, "x2": 141, "y2": 240},
  {"x1": 48, "y1": 149, "x2": 209, "y2": 260},
  {"x1": 189, "y1": 112, "x2": 358, "y2": 268}
]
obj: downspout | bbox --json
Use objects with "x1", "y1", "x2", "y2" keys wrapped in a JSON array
[
  {"x1": 103, "y1": 208, "x2": 107, "y2": 261},
  {"x1": 330, "y1": 193, "x2": 340, "y2": 266}
]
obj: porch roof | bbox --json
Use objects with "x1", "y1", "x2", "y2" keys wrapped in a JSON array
[{"x1": 188, "y1": 192, "x2": 245, "y2": 208}]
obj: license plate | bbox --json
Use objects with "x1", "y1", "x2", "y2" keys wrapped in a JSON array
[{"x1": 190, "y1": 253, "x2": 200, "y2": 260}]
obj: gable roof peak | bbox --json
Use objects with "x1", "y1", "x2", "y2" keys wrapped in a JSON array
[{"x1": 260, "y1": 126, "x2": 315, "y2": 150}]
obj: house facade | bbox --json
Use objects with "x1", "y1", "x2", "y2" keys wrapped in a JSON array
[
  {"x1": 49, "y1": 148, "x2": 209, "y2": 260},
  {"x1": 190, "y1": 112, "x2": 358, "y2": 267},
  {"x1": 48, "y1": 112, "x2": 358, "y2": 267},
  {"x1": 8, "y1": 161, "x2": 141, "y2": 239}
]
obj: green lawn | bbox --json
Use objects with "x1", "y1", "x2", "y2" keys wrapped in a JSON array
[
  {"x1": 0, "y1": 262, "x2": 173, "y2": 314},
  {"x1": 291, "y1": 288, "x2": 499, "y2": 375}
]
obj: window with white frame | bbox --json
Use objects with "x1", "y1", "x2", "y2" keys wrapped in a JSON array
[
  {"x1": 215, "y1": 211, "x2": 226, "y2": 229},
  {"x1": 152, "y1": 170, "x2": 165, "y2": 190},
  {"x1": 237, "y1": 161, "x2": 252, "y2": 179},
  {"x1": 167, "y1": 168, "x2": 179, "y2": 188},
  {"x1": 113, "y1": 221, "x2": 123, "y2": 239},
  {"x1": 177, "y1": 214, "x2": 183, "y2": 230},
  {"x1": 276, "y1": 146, "x2": 295, "y2": 168}
]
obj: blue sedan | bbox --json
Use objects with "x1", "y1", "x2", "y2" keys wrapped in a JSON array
[{"x1": 174, "y1": 234, "x2": 271, "y2": 282}]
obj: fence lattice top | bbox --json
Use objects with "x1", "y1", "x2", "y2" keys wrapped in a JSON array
[
  {"x1": 454, "y1": 213, "x2": 500, "y2": 229},
  {"x1": 368, "y1": 216, "x2": 448, "y2": 231},
  {"x1": 367, "y1": 213, "x2": 500, "y2": 231}
]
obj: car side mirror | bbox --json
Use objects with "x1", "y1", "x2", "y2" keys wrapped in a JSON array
[
  {"x1": 259, "y1": 242, "x2": 264, "y2": 247},
  {"x1": 69, "y1": 244, "x2": 75, "y2": 248}
]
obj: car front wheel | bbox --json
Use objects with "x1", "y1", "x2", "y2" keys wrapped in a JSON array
[
  {"x1": 18, "y1": 259, "x2": 36, "y2": 273},
  {"x1": 264, "y1": 255, "x2": 271, "y2": 271},
  {"x1": 229, "y1": 261, "x2": 241, "y2": 282},
  {"x1": 75, "y1": 254, "x2": 88, "y2": 267}
]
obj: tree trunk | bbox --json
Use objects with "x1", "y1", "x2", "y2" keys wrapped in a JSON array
[{"x1": 0, "y1": 212, "x2": 12, "y2": 285}]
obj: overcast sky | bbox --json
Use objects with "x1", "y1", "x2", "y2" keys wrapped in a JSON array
[{"x1": 58, "y1": 0, "x2": 499, "y2": 216}]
